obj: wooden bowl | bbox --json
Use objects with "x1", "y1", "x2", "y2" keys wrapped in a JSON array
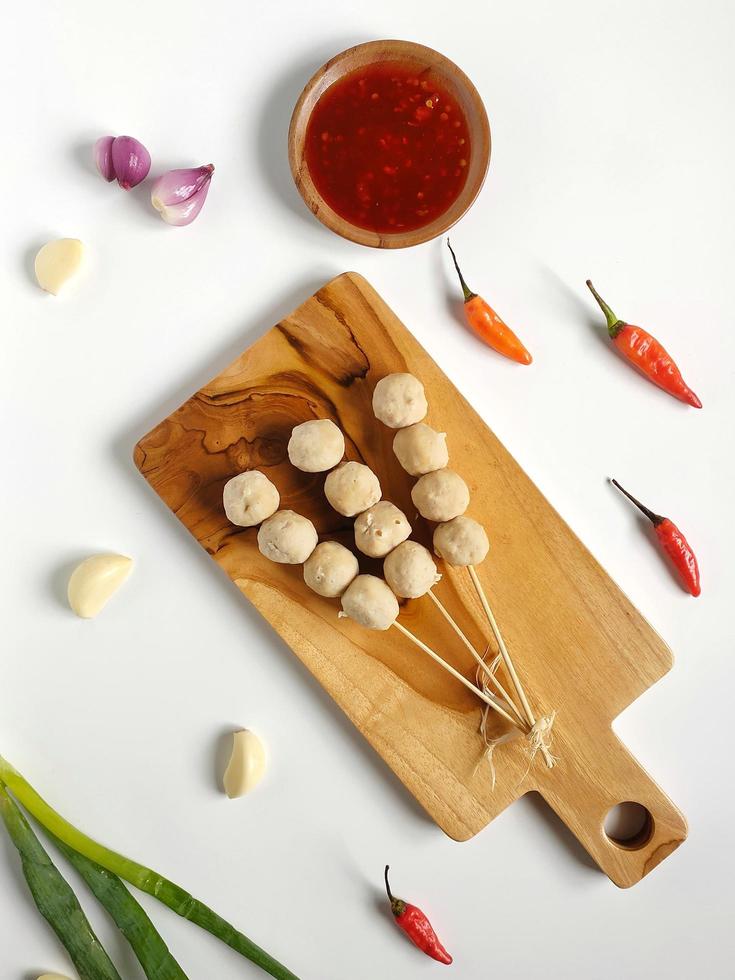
[{"x1": 288, "y1": 40, "x2": 491, "y2": 248}]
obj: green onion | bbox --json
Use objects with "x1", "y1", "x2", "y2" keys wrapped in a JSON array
[
  {"x1": 0, "y1": 756, "x2": 299, "y2": 980},
  {"x1": 0, "y1": 782, "x2": 122, "y2": 980},
  {"x1": 52, "y1": 835, "x2": 189, "y2": 980}
]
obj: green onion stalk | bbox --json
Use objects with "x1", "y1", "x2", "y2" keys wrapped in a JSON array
[
  {"x1": 0, "y1": 783, "x2": 122, "y2": 980},
  {"x1": 52, "y1": 835, "x2": 188, "y2": 979},
  {"x1": 0, "y1": 756, "x2": 300, "y2": 980}
]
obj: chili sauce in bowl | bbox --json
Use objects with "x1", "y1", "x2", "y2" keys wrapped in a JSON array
[
  {"x1": 289, "y1": 41, "x2": 490, "y2": 248},
  {"x1": 305, "y1": 64, "x2": 471, "y2": 235}
]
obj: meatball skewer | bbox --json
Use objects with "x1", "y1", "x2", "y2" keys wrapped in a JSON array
[
  {"x1": 223, "y1": 468, "x2": 522, "y2": 731},
  {"x1": 375, "y1": 373, "x2": 553, "y2": 763}
]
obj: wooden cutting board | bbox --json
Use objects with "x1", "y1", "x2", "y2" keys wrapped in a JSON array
[{"x1": 134, "y1": 272, "x2": 686, "y2": 887}]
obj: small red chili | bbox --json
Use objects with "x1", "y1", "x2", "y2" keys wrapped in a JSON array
[
  {"x1": 612, "y1": 479, "x2": 701, "y2": 596},
  {"x1": 384, "y1": 865, "x2": 452, "y2": 965},
  {"x1": 586, "y1": 280, "x2": 701, "y2": 408}
]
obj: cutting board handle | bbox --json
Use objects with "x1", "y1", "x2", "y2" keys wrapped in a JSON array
[{"x1": 540, "y1": 727, "x2": 687, "y2": 887}]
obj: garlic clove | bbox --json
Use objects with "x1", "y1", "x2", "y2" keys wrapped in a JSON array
[
  {"x1": 223, "y1": 730, "x2": 266, "y2": 798},
  {"x1": 67, "y1": 554, "x2": 133, "y2": 619},
  {"x1": 150, "y1": 164, "x2": 214, "y2": 226},
  {"x1": 34, "y1": 239, "x2": 85, "y2": 295},
  {"x1": 94, "y1": 136, "x2": 116, "y2": 181}
]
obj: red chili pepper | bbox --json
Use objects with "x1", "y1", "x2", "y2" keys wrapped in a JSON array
[
  {"x1": 447, "y1": 240, "x2": 532, "y2": 364},
  {"x1": 586, "y1": 280, "x2": 701, "y2": 408},
  {"x1": 384, "y1": 865, "x2": 452, "y2": 965},
  {"x1": 612, "y1": 479, "x2": 701, "y2": 596}
]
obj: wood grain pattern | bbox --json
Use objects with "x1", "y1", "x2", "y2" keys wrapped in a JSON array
[
  {"x1": 134, "y1": 273, "x2": 687, "y2": 887},
  {"x1": 288, "y1": 39, "x2": 491, "y2": 248}
]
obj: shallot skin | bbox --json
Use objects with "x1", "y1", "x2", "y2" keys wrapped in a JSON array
[
  {"x1": 150, "y1": 164, "x2": 214, "y2": 226},
  {"x1": 94, "y1": 136, "x2": 116, "y2": 181},
  {"x1": 94, "y1": 134, "x2": 151, "y2": 189}
]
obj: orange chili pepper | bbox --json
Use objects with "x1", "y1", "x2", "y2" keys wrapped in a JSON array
[{"x1": 446, "y1": 240, "x2": 532, "y2": 365}]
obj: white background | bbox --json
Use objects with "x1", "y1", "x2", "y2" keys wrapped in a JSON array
[{"x1": 2, "y1": 1, "x2": 734, "y2": 977}]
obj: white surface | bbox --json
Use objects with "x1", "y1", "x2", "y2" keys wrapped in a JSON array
[{"x1": 2, "y1": 1, "x2": 734, "y2": 977}]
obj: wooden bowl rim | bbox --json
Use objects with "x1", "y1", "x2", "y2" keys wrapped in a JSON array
[{"x1": 288, "y1": 39, "x2": 491, "y2": 249}]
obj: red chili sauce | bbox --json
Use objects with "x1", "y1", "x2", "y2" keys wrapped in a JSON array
[{"x1": 305, "y1": 63, "x2": 471, "y2": 234}]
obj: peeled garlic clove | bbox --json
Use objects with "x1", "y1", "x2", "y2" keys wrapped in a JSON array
[
  {"x1": 223, "y1": 730, "x2": 266, "y2": 798},
  {"x1": 150, "y1": 164, "x2": 214, "y2": 226},
  {"x1": 67, "y1": 554, "x2": 133, "y2": 619},
  {"x1": 34, "y1": 239, "x2": 85, "y2": 295}
]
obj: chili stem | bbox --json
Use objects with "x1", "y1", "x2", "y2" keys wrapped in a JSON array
[
  {"x1": 392, "y1": 622, "x2": 521, "y2": 729},
  {"x1": 446, "y1": 239, "x2": 476, "y2": 303},
  {"x1": 427, "y1": 589, "x2": 526, "y2": 728},
  {"x1": 585, "y1": 280, "x2": 620, "y2": 335},
  {"x1": 384, "y1": 865, "x2": 394, "y2": 903},
  {"x1": 611, "y1": 478, "x2": 663, "y2": 525}
]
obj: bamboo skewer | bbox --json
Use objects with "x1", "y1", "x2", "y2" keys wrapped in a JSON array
[
  {"x1": 467, "y1": 565, "x2": 536, "y2": 728},
  {"x1": 427, "y1": 589, "x2": 526, "y2": 729},
  {"x1": 392, "y1": 621, "x2": 522, "y2": 730},
  {"x1": 467, "y1": 565, "x2": 555, "y2": 767}
]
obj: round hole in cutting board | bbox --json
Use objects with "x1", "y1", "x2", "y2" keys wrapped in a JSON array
[{"x1": 604, "y1": 802, "x2": 653, "y2": 849}]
